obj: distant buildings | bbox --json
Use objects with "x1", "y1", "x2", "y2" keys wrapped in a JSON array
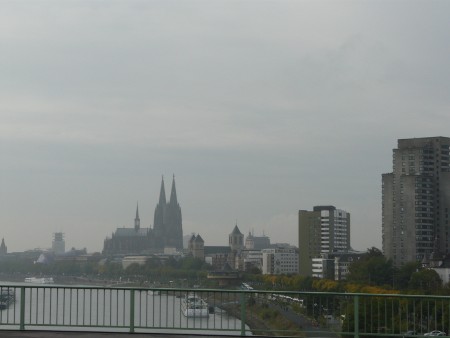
[
  {"x1": 245, "y1": 232, "x2": 270, "y2": 250},
  {"x1": 225, "y1": 224, "x2": 243, "y2": 270},
  {"x1": 103, "y1": 176, "x2": 183, "y2": 255},
  {"x1": 311, "y1": 251, "x2": 364, "y2": 280},
  {"x1": 382, "y1": 137, "x2": 450, "y2": 267},
  {"x1": 298, "y1": 206, "x2": 351, "y2": 276},
  {"x1": 229, "y1": 224, "x2": 244, "y2": 252},
  {"x1": 241, "y1": 232, "x2": 271, "y2": 272},
  {"x1": 203, "y1": 224, "x2": 274, "y2": 273},
  {"x1": 262, "y1": 246, "x2": 299, "y2": 275},
  {"x1": 52, "y1": 232, "x2": 65, "y2": 255},
  {"x1": 188, "y1": 234, "x2": 205, "y2": 260},
  {"x1": 0, "y1": 238, "x2": 7, "y2": 255}
]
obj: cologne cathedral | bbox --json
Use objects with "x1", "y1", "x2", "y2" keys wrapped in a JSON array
[{"x1": 103, "y1": 176, "x2": 183, "y2": 255}]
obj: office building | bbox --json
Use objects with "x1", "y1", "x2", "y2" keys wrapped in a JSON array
[
  {"x1": 382, "y1": 137, "x2": 450, "y2": 266},
  {"x1": 261, "y1": 246, "x2": 299, "y2": 275},
  {"x1": 298, "y1": 206, "x2": 351, "y2": 276},
  {"x1": 311, "y1": 251, "x2": 364, "y2": 280}
]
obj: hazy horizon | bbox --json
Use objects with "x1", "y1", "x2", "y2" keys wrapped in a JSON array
[{"x1": 2, "y1": 1, "x2": 450, "y2": 253}]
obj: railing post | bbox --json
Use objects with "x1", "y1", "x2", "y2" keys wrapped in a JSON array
[
  {"x1": 19, "y1": 286, "x2": 25, "y2": 330},
  {"x1": 240, "y1": 292, "x2": 246, "y2": 336},
  {"x1": 354, "y1": 294, "x2": 359, "y2": 338},
  {"x1": 129, "y1": 289, "x2": 135, "y2": 333}
]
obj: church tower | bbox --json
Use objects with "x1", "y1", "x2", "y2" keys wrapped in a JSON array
[
  {"x1": 0, "y1": 238, "x2": 7, "y2": 255},
  {"x1": 153, "y1": 175, "x2": 183, "y2": 251},
  {"x1": 165, "y1": 175, "x2": 183, "y2": 250},
  {"x1": 153, "y1": 176, "x2": 166, "y2": 244},
  {"x1": 134, "y1": 203, "x2": 140, "y2": 231},
  {"x1": 229, "y1": 223, "x2": 244, "y2": 252}
]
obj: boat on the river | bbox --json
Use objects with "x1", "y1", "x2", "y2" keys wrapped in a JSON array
[
  {"x1": 0, "y1": 288, "x2": 15, "y2": 310},
  {"x1": 181, "y1": 293, "x2": 209, "y2": 317},
  {"x1": 24, "y1": 277, "x2": 55, "y2": 284}
]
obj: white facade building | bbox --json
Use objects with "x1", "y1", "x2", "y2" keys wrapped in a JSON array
[
  {"x1": 299, "y1": 206, "x2": 351, "y2": 276},
  {"x1": 312, "y1": 258, "x2": 324, "y2": 278},
  {"x1": 262, "y1": 246, "x2": 299, "y2": 275}
]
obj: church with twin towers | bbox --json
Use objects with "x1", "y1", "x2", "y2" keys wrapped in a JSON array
[{"x1": 103, "y1": 176, "x2": 183, "y2": 255}]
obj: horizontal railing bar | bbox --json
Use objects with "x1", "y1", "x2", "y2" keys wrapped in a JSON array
[{"x1": 2, "y1": 284, "x2": 447, "y2": 300}]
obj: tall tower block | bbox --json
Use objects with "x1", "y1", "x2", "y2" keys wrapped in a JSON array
[{"x1": 382, "y1": 137, "x2": 450, "y2": 267}]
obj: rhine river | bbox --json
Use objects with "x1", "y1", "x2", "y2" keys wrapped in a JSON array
[{"x1": 0, "y1": 282, "x2": 249, "y2": 335}]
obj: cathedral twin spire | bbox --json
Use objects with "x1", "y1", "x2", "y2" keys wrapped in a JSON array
[
  {"x1": 158, "y1": 175, "x2": 178, "y2": 206},
  {"x1": 154, "y1": 174, "x2": 183, "y2": 250},
  {"x1": 169, "y1": 175, "x2": 178, "y2": 205}
]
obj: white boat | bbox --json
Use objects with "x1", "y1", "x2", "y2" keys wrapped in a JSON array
[
  {"x1": 181, "y1": 293, "x2": 209, "y2": 317},
  {"x1": 24, "y1": 277, "x2": 55, "y2": 284}
]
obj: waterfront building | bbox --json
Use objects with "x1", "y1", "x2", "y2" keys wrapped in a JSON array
[
  {"x1": 261, "y1": 246, "x2": 299, "y2": 275},
  {"x1": 298, "y1": 206, "x2": 351, "y2": 276},
  {"x1": 207, "y1": 262, "x2": 241, "y2": 287},
  {"x1": 382, "y1": 137, "x2": 450, "y2": 267},
  {"x1": 103, "y1": 176, "x2": 183, "y2": 255},
  {"x1": 122, "y1": 255, "x2": 150, "y2": 269}
]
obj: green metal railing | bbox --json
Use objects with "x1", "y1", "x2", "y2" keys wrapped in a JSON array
[{"x1": 1, "y1": 284, "x2": 450, "y2": 336}]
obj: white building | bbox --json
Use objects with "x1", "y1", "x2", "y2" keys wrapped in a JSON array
[
  {"x1": 262, "y1": 246, "x2": 299, "y2": 275},
  {"x1": 312, "y1": 257, "x2": 324, "y2": 278},
  {"x1": 122, "y1": 256, "x2": 150, "y2": 269},
  {"x1": 311, "y1": 251, "x2": 365, "y2": 280},
  {"x1": 242, "y1": 250, "x2": 263, "y2": 271},
  {"x1": 299, "y1": 206, "x2": 351, "y2": 276}
]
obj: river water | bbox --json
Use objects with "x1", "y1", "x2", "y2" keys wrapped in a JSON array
[{"x1": 0, "y1": 282, "x2": 249, "y2": 335}]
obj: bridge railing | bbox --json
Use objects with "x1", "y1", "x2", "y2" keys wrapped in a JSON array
[{"x1": 1, "y1": 284, "x2": 450, "y2": 337}]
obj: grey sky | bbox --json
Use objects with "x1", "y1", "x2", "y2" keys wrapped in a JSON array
[{"x1": 1, "y1": 1, "x2": 450, "y2": 253}]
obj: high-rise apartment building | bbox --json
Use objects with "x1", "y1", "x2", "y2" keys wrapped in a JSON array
[
  {"x1": 382, "y1": 137, "x2": 450, "y2": 267},
  {"x1": 298, "y1": 206, "x2": 351, "y2": 276}
]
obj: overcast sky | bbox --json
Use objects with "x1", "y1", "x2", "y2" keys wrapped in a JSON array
[{"x1": 1, "y1": 0, "x2": 450, "y2": 253}]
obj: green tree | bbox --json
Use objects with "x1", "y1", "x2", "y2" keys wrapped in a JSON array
[
  {"x1": 409, "y1": 269, "x2": 442, "y2": 293},
  {"x1": 346, "y1": 247, "x2": 395, "y2": 287},
  {"x1": 395, "y1": 261, "x2": 420, "y2": 290}
]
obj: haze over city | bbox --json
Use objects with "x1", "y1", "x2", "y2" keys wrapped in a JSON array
[{"x1": 1, "y1": 1, "x2": 450, "y2": 253}]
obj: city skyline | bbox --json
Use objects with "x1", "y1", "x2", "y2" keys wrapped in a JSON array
[{"x1": 2, "y1": 1, "x2": 450, "y2": 252}]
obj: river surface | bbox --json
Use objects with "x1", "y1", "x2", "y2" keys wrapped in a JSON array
[{"x1": 0, "y1": 282, "x2": 249, "y2": 335}]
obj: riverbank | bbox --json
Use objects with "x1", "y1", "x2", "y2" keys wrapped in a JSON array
[
  {"x1": 0, "y1": 273, "x2": 137, "y2": 287},
  {"x1": 221, "y1": 302, "x2": 304, "y2": 336}
]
